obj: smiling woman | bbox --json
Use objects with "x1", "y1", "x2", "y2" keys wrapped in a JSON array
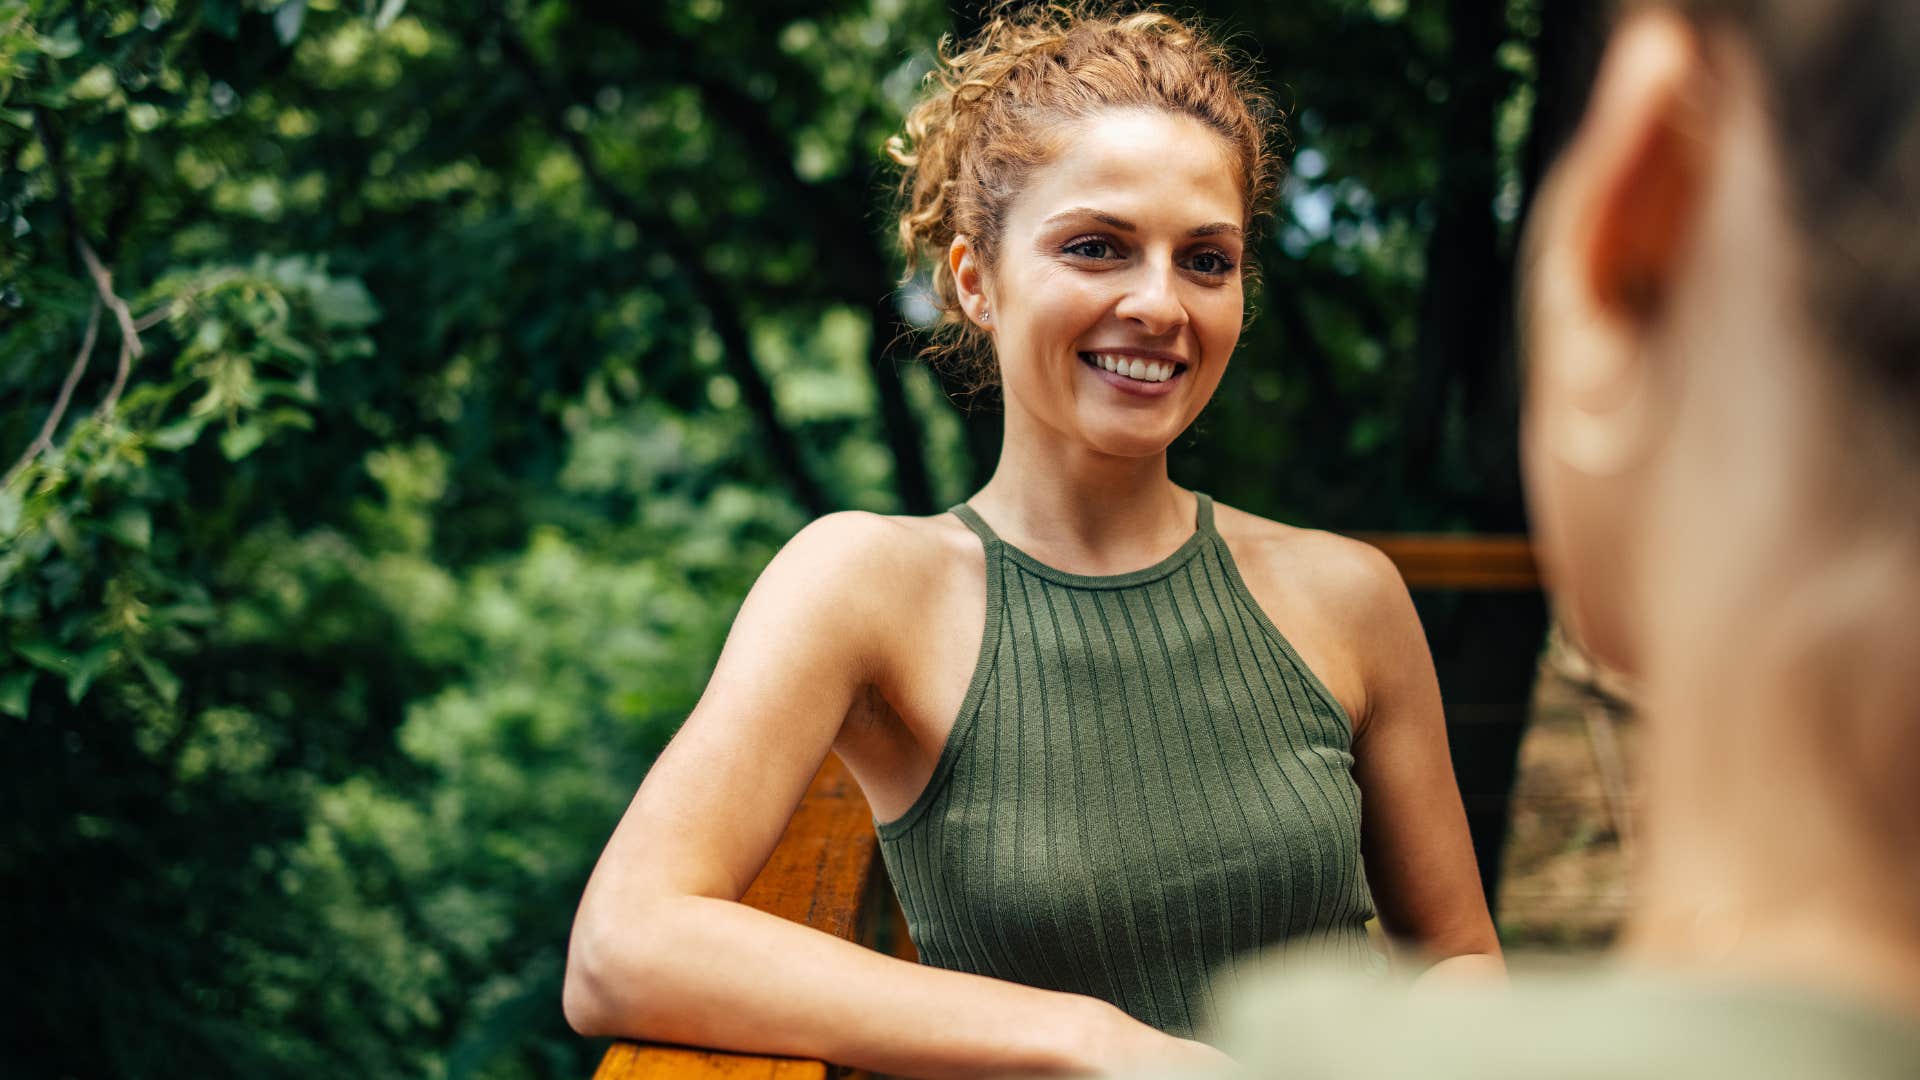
[
  {"x1": 561, "y1": 5, "x2": 1500, "y2": 1077},
  {"x1": 960, "y1": 109, "x2": 1248, "y2": 451}
]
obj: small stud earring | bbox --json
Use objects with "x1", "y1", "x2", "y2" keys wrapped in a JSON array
[{"x1": 980, "y1": 307, "x2": 990, "y2": 322}]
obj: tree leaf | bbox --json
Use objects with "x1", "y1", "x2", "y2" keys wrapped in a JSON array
[
  {"x1": 220, "y1": 421, "x2": 267, "y2": 461},
  {"x1": 313, "y1": 279, "x2": 380, "y2": 330},
  {"x1": 0, "y1": 669, "x2": 35, "y2": 718},
  {"x1": 274, "y1": 0, "x2": 309, "y2": 45},
  {"x1": 148, "y1": 416, "x2": 210, "y2": 451},
  {"x1": 43, "y1": 20, "x2": 84, "y2": 60},
  {"x1": 64, "y1": 644, "x2": 113, "y2": 705},
  {"x1": 203, "y1": 0, "x2": 241, "y2": 39},
  {"x1": 131, "y1": 651, "x2": 182, "y2": 706},
  {"x1": 104, "y1": 507, "x2": 153, "y2": 550},
  {"x1": 15, "y1": 642, "x2": 74, "y2": 677}
]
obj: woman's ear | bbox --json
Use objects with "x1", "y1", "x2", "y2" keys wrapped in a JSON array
[{"x1": 948, "y1": 235, "x2": 993, "y2": 330}]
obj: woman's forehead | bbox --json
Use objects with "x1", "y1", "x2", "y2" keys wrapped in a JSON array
[{"x1": 1012, "y1": 109, "x2": 1245, "y2": 232}]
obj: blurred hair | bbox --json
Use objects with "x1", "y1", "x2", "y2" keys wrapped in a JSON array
[
  {"x1": 886, "y1": 2, "x2": 1281, "y2": 392},
  {"x1": 1652, "y1": 1, "x2": 1920, "y2": 451}
]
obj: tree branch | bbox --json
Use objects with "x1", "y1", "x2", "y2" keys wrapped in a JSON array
[
  {"x1": 866, "y1": 302, "x2": 935, "y2": 513},
  {"x1": 571, "y1": 1, "x2": 941, "y2": 510},
  {"x1": 76, "y1": 236, "x2": 144, "y2": 420},
  {"x1": 4, "y1": 298, "x2": 101, "y2": 490},
  {"x1": 1402, "y1": 0, "x2": 1508, "y2": 515},
  {"x1": 30, "y1": 106, "x2": 145, "y2": 424},
  {"x1": 492, "y1": 25, "x2": 832, "y2": 517}
]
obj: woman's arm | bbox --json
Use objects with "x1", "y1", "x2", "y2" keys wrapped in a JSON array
[
  {"x1": 1340, "y1": 541, "x2": 1505, "y2": 978},
  {"x1": 563, "y1": 513, "x2": 1224, "y2": 1079}
]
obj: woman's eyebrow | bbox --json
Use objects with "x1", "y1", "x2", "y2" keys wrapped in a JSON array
[
  {"x1": 1041, "y1": 207, "x2": 1242, "y2": 239},
  {"x1": 1043, "y1": 207, "x2": 1137, "y2": 231}
]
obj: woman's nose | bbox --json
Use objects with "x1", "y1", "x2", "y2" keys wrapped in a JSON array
[{"x1": 1113, "y1": 259, "x2": 1188, "y2": 336}]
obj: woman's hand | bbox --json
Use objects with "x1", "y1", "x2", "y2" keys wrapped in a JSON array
[
  {"x1": 1142, "y1": 1035, "x2": 1237, "y2": 1073},
  {"x1": 1064, "y1": 998, "x2": 1237, "y2": 1077}
]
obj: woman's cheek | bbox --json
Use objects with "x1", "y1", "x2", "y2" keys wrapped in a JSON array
[{"x1": 1200, "y1": 299, "x2": 1243, "y2": 361}]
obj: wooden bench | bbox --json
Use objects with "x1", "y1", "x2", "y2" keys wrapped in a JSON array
[{"x1": 590, "y1": 534, "x2": 1538, "y2": 1080}]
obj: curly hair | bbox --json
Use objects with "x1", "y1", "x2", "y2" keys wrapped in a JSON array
[{"x1": 886, "y1": 3, "x2": 1282, "y2": 393}]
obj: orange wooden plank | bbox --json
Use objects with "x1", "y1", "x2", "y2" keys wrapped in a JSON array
[
  {"x1": 593, "y1": 1043, "x2": 828, "y2": 1080},
  {"x1": 1351, "y1": 533, "x2": 1541, "y2": 590},
  {"x1": 737, "y1": 754, "x2": 881, "y2": 937},
  {"x1": 592, "y1": 755, "x2": 882, "y2": 1080}
]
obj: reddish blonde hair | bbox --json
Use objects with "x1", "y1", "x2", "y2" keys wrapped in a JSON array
[{"x1": 887, "y1": 3, "x2": 1282, "y2": 389}]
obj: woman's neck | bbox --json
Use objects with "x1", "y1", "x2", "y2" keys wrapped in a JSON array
[{"x1": 967, "y1": 411, "x2": 1194, "y2": 572}]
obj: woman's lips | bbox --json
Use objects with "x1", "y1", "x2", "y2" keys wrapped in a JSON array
[{"x1": 1079, "y1": 352, "x2": 1188, "y2": 397}]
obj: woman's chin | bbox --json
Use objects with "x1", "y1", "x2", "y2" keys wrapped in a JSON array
[{"x1": 1076, "y1": 418, "x2": 1184, "y2": 460}]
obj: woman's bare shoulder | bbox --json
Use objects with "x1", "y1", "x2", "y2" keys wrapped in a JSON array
[
  {"x1": 758, "y1": 509, "x2": 981, "y2": 621},
  {"x1": 1210, "y1": 500, "x2": 1406, "y2": 621},
  {"x1": 778, "y1": 508, "x2": 975, "y2": 574},
  {"x1": 1210, "y1": 500, "x2": 1421, "y2": 728},
  {"x1": 742, "y1": 509, "x2": 983, "y2": 700}
]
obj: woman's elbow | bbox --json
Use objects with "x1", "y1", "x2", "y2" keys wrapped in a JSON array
[
  {"x1": 563, "y1": 912, "x2": 656, "y2": 1037},
  {"x1": 562, "y1": 931, "x2": 613, "y2": 1036}
]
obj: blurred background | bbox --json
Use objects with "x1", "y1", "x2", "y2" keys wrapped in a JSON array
[{"x1": 1, "y1": 1, "x2": 1618, "y2": 1076}]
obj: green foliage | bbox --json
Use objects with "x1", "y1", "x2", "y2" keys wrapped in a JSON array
[{"x1": 1, "y1": 0, "x2": 1571, "y2": 1073}]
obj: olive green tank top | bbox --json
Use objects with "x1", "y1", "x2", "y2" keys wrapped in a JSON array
[{"x1": 875, "y1": 492, "x2": 1379, "y2": 1037}]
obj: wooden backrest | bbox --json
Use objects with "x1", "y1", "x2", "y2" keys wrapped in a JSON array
[
  {"x1": 589, "y1": 534, "x2": 1537, "y2": 1079},
  {"x1": 1358, "y1": 534, "x2": 1540, "y2": 590},
  {"x1": 590, "y1": 754, "x2": 889, "y2": 1080}
]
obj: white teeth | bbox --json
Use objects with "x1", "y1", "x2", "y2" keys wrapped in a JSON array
[{"x1": 1087, "y1": 353, "x2": 1180, "y2": 382}]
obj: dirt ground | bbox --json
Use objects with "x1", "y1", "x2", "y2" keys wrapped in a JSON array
[{"x1": 1494, "y1": 634, "x2": 1641, "y2": 952}]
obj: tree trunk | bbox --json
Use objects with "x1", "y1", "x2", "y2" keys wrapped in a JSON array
[{"x1": 869, "y1": 301, "x2": 936, "y2": 514}]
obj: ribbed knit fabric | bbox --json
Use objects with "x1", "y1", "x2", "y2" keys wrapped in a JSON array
[{"x1": 875, "y1": 492, "x2": 1379, "y2": 1038}]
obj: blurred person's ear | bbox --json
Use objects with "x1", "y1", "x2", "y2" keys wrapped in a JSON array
[
  {"x1": 1576, "y1": 10, "x2": 1713, "y2": 329},
  {"x1": 1520, "y1": 9, "x2": 1713, "y2": 675}
]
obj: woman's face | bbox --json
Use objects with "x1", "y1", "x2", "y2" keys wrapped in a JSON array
[{"x1": 957, "y1": 108, "x2": 1247, "y2": 459}]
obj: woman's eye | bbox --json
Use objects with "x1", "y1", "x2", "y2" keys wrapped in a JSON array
[
  {"x1": 1189, "y1": 251, "x2": 1235, "y2": 275},
  {"x1": 1064, "y1": 238, "x2": 1115, "y2": 260}
]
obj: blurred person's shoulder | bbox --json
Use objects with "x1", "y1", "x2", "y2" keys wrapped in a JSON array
[{"x1": 1200, "y1": 962, "x2": 1920, "y2": 1080}]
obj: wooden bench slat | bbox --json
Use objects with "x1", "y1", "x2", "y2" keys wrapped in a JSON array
[
  {"x1": 1355, "y1": 534, "x2": 1540, "y2": 590},
  {"x1": 592, "y1": 755, "x2": 881, "y2": 1080},
  {"x1": 737, "y1": 754, "x2": 879, "y2": 935},
  {"x1": 593, "y1": 1045, "x2": 827, "y2": 1080}
]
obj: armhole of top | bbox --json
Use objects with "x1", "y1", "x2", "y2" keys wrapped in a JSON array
[
  {"x1": 872, "y1": 508, "x2": 1006, "y2": 839},
  {"x1": 1207, "y1": 527, "x2": 1360, "y2": 745}
]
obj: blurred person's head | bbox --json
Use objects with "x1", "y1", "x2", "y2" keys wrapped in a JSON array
[
  {"x1": 1520, "y1": 0, "x2": 1920, "y2": 975},
  {"x1": 888, "y1": 4, "x2": 1277, "y2": 460}
]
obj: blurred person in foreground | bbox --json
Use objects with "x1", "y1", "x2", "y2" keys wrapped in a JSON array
[{"x1": 1180, "y1": 1, "x2": 1920, "y2": 1076}]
